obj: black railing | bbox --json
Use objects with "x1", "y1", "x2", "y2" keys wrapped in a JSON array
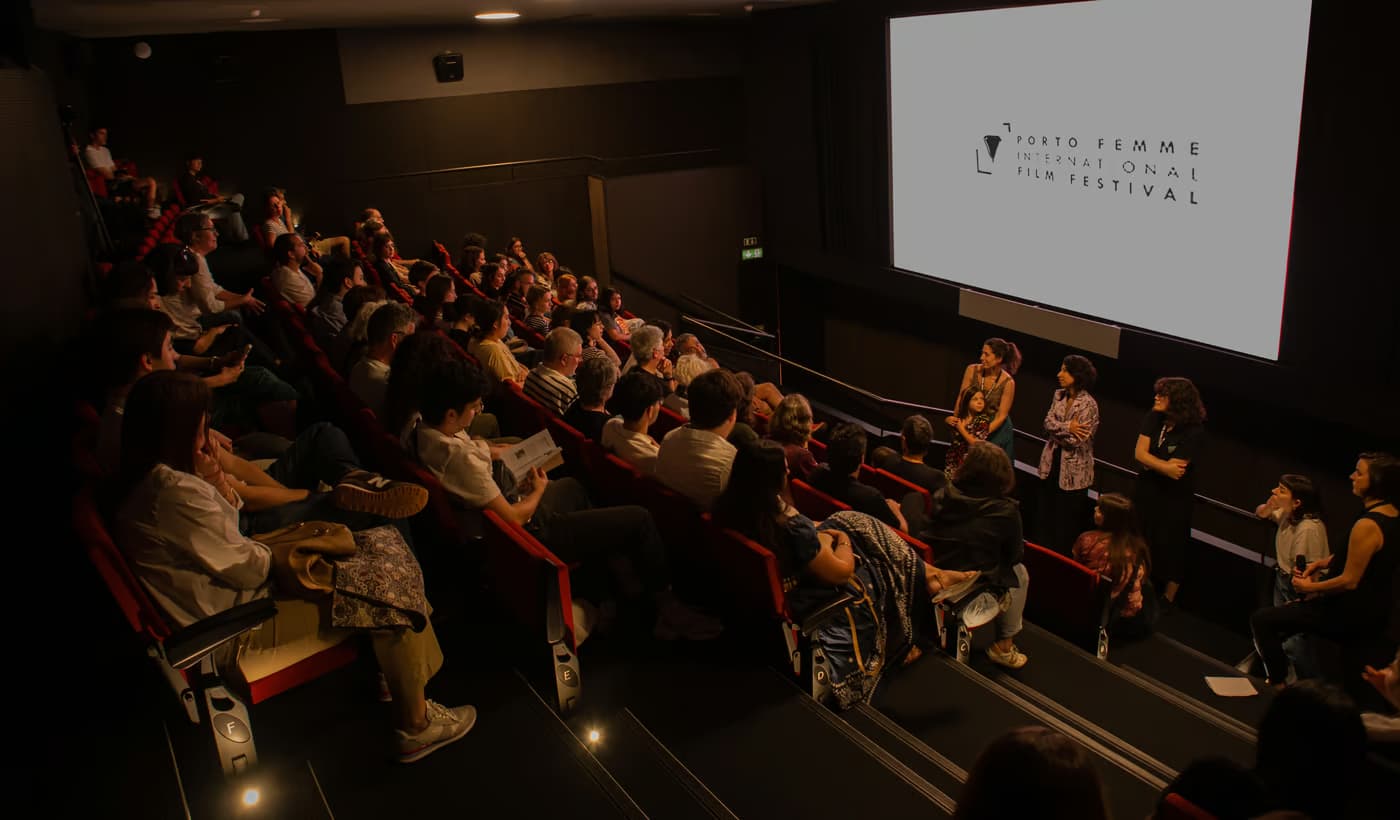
[{"x1": 351, "y1": 148, "x2": 731, "y2": 184}]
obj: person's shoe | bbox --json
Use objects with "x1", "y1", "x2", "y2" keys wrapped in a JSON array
[
  {"x1": 654, "y1": 599, "x2": 724, "y2": 641},
  {"x1": 334, "y1": 470, "x2": 429, "y2": 519},
  {"x1": 397, "y1": 701, "x2": 476, "y2": 763},
  {"x1": 986, "y1": 643, "x2": 1029, "y2": 669}
]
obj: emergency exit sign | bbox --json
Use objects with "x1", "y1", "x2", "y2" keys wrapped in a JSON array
[{"x1": 741, "y1": 247, "x2": 764, "y2": 260}]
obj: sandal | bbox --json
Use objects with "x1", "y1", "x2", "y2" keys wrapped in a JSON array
[{"x1": 902, "y1": 645, "x2": 924, "y2": 667}]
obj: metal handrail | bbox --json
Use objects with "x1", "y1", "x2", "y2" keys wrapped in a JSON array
[{"x1": 351, "y1": 148, "x2": 728, "y2": 183}]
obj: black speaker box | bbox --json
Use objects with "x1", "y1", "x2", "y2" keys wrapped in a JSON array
[{"x1": 433, "y1": 52, "x2": 464, "y2": 83}]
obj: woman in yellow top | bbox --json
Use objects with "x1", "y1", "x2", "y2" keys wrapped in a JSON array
[{"x1": 466, "y1": 300, "x2": 527, "y2": 385}]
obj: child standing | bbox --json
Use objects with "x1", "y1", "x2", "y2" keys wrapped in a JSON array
[{"x1": 945, "y1": 388, "x2": 992, "y2": 476}]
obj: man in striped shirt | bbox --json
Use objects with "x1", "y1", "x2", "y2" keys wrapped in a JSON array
[{"x1": 523, "y1": 327, "x2": 582, "y2": 416}]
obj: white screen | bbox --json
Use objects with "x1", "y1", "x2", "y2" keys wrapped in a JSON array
[{"x1": 890, "y1": 0, "x2": 1312, "y2": 359}]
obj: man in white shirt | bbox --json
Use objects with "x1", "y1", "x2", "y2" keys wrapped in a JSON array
[
  {"x1": 82, "y1": 126, "x2": 160, "y2": 218},
  {"x1": 174, "y1": 212, "x2": 266, "y2": 316},
  {"x1": 602, "y1": 370, "x2": 666, "y2": 473},
  {"x1": 523, "y1": 327, "x2": 581, "y2": 416},
  {"x1": 350, "y1": 302, "x2": 418, "y2": 419},
  {"x1": 413, "y1": 358, "x2": 722, "y2": 640},
  {"x1": 654, "y1": 368, "x2": 746, "y2": 510},
  {"x1": 270, "y1": 233, "x2": 322, "y2": 307}
]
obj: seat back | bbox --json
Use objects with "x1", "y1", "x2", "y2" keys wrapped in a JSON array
[
  {"x1": 74, "y1": 485, "x2": 171, "y2": 642},
  {"x1": 498, "y1": 380, "x2": 550, "y2": 438},
  {"x1": 1158, "y1": 794, "x2": 1217, "y2": 820},
  {"x1": 632, "y1": 476, "x2": 708, "y2": 558},
  {"x1": 580, "y1": 442, "x2": 642, "y2": 506},
  {"x1": 860, "y1": 464, "x2": 932, "y2": 512},
  {"x1": 709, "y1": 526, "x2": 787, "y2": 620},
  {"x1": 790, "y1": 479, "x2": 850, "y2": 521},
  {"x1": 808, "y1": 437, "x2": 828, "y2": 463},
  {"x1": 355, "y1": 409, "x2": 468, "y2": 547},
  {"x1": 544, "y1": 415, "x2": 589, "y2": 471},
  {"x1": 482, "y1": 510, "x2": 578, "y2": 652},
  {"x1": 1021, "y1": 541, "x2": 1108, "y2": 644},
  {"x1": 653, "y1": 405, "x2": 687, "y2": 440}
]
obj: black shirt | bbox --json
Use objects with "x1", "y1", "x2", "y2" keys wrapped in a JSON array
[
  {"x1": 809, "y1": 466, "x2": 899, "y2": 528},
  {"x1": 564, "y1": 405, "x2": 610, "y2": 442},
  {"x1": 886, "y1": 458, "x2": 950, "y2": 497},
  {"x1": 177, "y1": 172, "x2": 211, "y2": 205},
  {"x1": 1136, "y1": 411, "x2": 1204, "y2": 499}
]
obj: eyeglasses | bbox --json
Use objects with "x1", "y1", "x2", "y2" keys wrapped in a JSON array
[{"x1": 465, "y1": 400, "x2": 485, "y2": 414}]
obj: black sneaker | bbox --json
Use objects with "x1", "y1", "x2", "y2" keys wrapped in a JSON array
[{"x1": 333, "y1": 470, "x2": 429, "y2": 519}]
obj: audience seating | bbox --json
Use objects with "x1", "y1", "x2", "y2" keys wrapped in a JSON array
[
  {"x1": 652, "y1": 405, "x2": 688, "y2": 440},
  {"x1": 1021, "y1": 541, "x2": 1113, "y2": 656},
  {"x1": 790, "y1": 479, "x2": 851, "y2": 521},
  {"x1": 859, "y1": 463, "x2": 932, "y2": 512}
]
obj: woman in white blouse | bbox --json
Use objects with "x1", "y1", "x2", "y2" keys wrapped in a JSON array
[{"x1": 112, "y1": 371, "x2": 476, "y2": 763}]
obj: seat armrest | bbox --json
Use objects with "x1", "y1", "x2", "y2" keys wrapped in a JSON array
[
  {"x1": 162, "y1": 599, "x2": 278, "y2": 670},
  {"x1": 799, "y1": 592, "x2": 855, "y2": 636}
]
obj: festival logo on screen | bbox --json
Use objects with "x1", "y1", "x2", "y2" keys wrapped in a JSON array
[{"x1": 976, "y1": 121, "x2": 1200, "y2": 206}]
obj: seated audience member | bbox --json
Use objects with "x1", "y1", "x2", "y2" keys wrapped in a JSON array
[
  {"x1": 261, "y1": 188, "x2": 351, "y2": 258},
  {"x1": 406, "y1": 261, "x2": 440, "y2": 293},
  {"x1": 576, "y1": 275, "x2": 600, "y2": 309},
  {"x1": 563, "y1": 357, "x2": 618, "y2": 442},
  {"x1": 460, "y1": 244, "x2": 486, "y2": 285},
  {"x1": 553, "y1": 271, "x2": 579, "y2": 306},
  {"x1": 505, "y1": 268, "x2": 535, "y2": 319},
  {"x1": 599, "y1": 287, "x2": 639, "y2": 342},
  {"x1": 714, "y1": 442, "x2": 975, "y2": 706},
  {"x1": 1255, "y1": 682, "x2": 1368, "y2": 820},
  {"x1": 103, "y1": 261, "x2": 163, "y2": 311},
  {"x1": 444, "y1": 296, "x2": 482, "y2": 351},
  {"x1": 673, "y1": 332, "x2": 783, "y2": 415},
  {"x1": 809, "y1": 424, "x2": 907, "y2": 531},
  {"x1": 479, "y1": 263, "x2": 508, "y2": 301},
  {"x1": 912, "y1": 442, "x2": 1031, "y2": 669},
  {"x1": 766, "y1": 393, "x2": 820, "y2": 480},
  {"x1": 411, "y1": 358, "x2": 721, "y2": 640},
  {"x1": 729, "y1": 372, "x2": 763, "y2": 447},
  {"x1": 308, "y1": 258, "x2": 367, "y2": 344},
  {"x1": 383, "y1": 331, "x2": 499, "y2": 443},
  {"x1": 370, "y1": 233, "x2": 418, "y2": 297},
  {"x1": 468, "y1": 300, "x2": 528, "y2": 386},
  {"x1": 174, "y1": 212, "x2": 265, "y2": 317},
  {"x1": 83, "y1": 126, "x2": 160, "y2": 218},
  {"x1": 672, "y1": 333, "x2": 717, "y2": 367},
  {"x1": 535, "y1": 252, "x2": 558, "y2": 289},
  {"x1": 350, "y1": 303, "x2": 418, "y2": 418},
  {"x1": 602, "y1": 371, "x2": 666, "y2": 473},
  {"x1": 631, "y1": 325, "x2": 676, "y2": 395},
  {"x1": 353, "y1": 207, "x2": 383, "y2": 237},
  {"x1": 1252, "y1": 473, "x2": 1330, "y2": 679},
  {"x1": 654, "y1": 368, "x2": 746, "y2": 510},
  {"x1": 270, "y1": 233, "x2": 323, "y2": 307},
  {"x1": 878, "y1": 415, "x2": 951, "y2": 497},
  {"x1": 568, "y1": 308, "x2": 621, "y2": 368},
  {"x1": 1153, "y1": 757, "x2": 1270, "y2": 820},
  {"x1": 330, "y1": 286, "x2": 386, "y2": 373},
  {"x1": 523, "y1": 327, "x2": 582, "y2": 416},
  {"x1": 177, "y1": 153, "x2": 249, "y2": 241},
  {"x1": 1251, "y1": 453, "x2": 1399, "y2": 691},
  {"x1": 148, "y1": 244, "x2": 281, "y2": 371},
  {"x1": 1072, "y1": 493, "x2": 1153, "y2": 634},
  {"x1": 415, "y1": 274, "x2": 456, "y2": 327},
  {"x1": 666, "y1": 353, "x2": 714, "y2": 420},
  {"x1": 111, "y1": 371, "x2": 473, "y2": 762},
  {"x1": 505, "y1": 236, "x2": 534, "y2": 273},
  {"x1": 523, "y1": 284, "x2": 552, "y2": 336},
  {"x1": 954, "y1": 727, "x2": 1108, "y2": 820}
]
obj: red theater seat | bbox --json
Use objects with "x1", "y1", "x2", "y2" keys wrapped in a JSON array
[
  {"x1": 1022, "y1": 541, "x2": 1111, "y2": 655},
  {"x1": 790, "y1": 479, "x2": 850, "y2": 521}
]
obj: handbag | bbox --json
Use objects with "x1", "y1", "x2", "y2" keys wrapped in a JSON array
[{"x1": 255, "y1": 520, "x2": 357, "y2": 597}]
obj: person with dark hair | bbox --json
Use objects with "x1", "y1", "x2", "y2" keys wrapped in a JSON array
[
  {"x1": 883, "y1": 414, "x2": 951, "y2": 496},
  {"x1": 563, "y1": 357, "x2": 618, "y2": 442},
  {"x1": 350, "y1": 303, "x2": 419, "y2": 418},
  {"x1": 469, "y1": 299, "x2": 528, "y2": 386},
  {"x1": 602, "y1": 371, "x2": 665, "y2": 472},
  {"x1": 599, "y1": 287, "x2": 638, "y2": 343},
  {"x1": 954, "y1": 727, "x2": 1108, "y2": 820},
  {"x1": 1072, "y1": 493, "x2": 1153, "y2": 631},
  {"x1": 576, "y1": 275, "x2": 600, "y2": 308},
  {"x1": 460, "y1": 244, "x2": 487, "y2": 285},
  {"x1": 176, "y1": 153, "x2": 248, "y2": 241},
  {"x1": 810, "y1": 423, "x2": 907, "y2": 530},
  {"x1": 523, "y1": 284, "x2": 552, "y2": 336},
  {"x1": 270, "y1": 233, "x2": 322, "y2": 307},
  {"x1": 443, "y1": 295, "x2": 482, "y2": 351},
  {"x1": 406, "y1": 261, "x2": 440, "y2": 293},
  {"x1": 260, "y1": 188, "x2": 350, "y2": 258},
  {"x1": 103, "y1": 261, "x2": 162, "y2": 311},
  {"x1": 478, "y1": 263, "x2": 507, "y2": 301},
  {"x1": 308, "y1": 258, "x2": 368, "y2": 343},
  {"x1": 383, "y1": 331, "x2": 498, "y2": 442},
  {"x1": 534, "y1": 252, "x2": 558, "y2": 289},
  {"x1": 945, "y1": 387, "x2": 993, "y2": 476},
  {"x1": 330, "y1": 286, "x2": 387, "y2": 372},
  {"x1": 1252, "y1": 474, "x2": 1331, "y2": 679},
  {"x1": 655, "y1": 369, "x2": 746, "y2": 509},
  {"x1": 1037, "y1": 354, "x2": 1101, "y2": 553},
  {"x1": 413, "y1": 357, "x2": 721, "y2": 640},
  {"x1": 766, "y1": 394, "x2": 820, "y2": 481},
  {"x1": 370, "y1": 233, "x2": 419, "y2": 297},
  {"x1": 1251, "y1": 454, "x2": 1400, "y2": 691},
  {"x1": 174, "y1": 212, "x2": 265, "y2": 317},
  {"x1": 83, "y1": 126, "x2": 159, "y2": 218},
  {"x1": 950, "y1": 337, "x2": 1022, "y2": 464},
  {"x1": 1153, "y1": 757, "x2": 1269, "y2": 820},
  {"x1": 568, "y1": 308, "x2": 621, "y2": 368},
  {"x1": 1255, "y1": 682, "x2": 1368, "y2": 820},
  {"x1": 415, "y1": 274, "x2": 456, "y2": 327},
  {"x1": 112, "y1": 371, "x2": 473, "y2": 763},
  {"x1": 505, "y1": 236, "x2": 534, "y2": 273},
  {"x1": 523, "y1": 327, "x2": 582, "y2": 416},
  {"x1": 1134, "y1": 376, "x2": 1207, "y2": 603},
  {"x1": 912, "y1": 441, "x2": 1031, "y2": 668},
  {"x1": 505, "y1": 269, "x2": 534, "y2": 320},
  {"x1": 715, "y1": 441, "x2": 976, "y2": 706}
]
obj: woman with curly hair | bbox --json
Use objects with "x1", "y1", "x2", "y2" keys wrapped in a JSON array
[
  {"x1": 765, "y1": 393, "x2": 819, "y2": 480},
  {"x1": 1134, "y1": 376, "x2": 1206, "y2": 603}
]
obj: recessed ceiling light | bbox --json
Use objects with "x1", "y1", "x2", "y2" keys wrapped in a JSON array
[{"x1": 475, "y1": 11, "x2": 521, "y2": 21}]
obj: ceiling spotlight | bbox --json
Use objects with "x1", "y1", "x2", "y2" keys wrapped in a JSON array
[
  {"x1": 241, "y1": 787, "x2": 261, "y2": 808},
  {"x1": 475, "y1": 11, "x2": 521, "y2": 21},
  {"x1": 587, "y1": 729, "x2": 601, "y2": 744}
]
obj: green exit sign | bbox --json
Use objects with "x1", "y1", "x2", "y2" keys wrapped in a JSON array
[{"x1": 741, "y1": 247, "x2": 764, "y2": 261}]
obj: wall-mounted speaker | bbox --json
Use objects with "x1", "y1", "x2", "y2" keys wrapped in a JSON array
[{"x1": 432, "y1": 52, "x2": 464, "y2": 83}]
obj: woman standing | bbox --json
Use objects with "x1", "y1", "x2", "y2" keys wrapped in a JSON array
[
  {"x1": 1037, "y1": 355, "x2": 1100, "y2": 553},
  {"x1": 950, "y1": 338, "x2": 1021, "y2": 465},
  {"x1": 1251, "y1": 453, "x2": 1400, "y2": 692},
  {"x1": 1133, "y1": 377, "x2": 1206, "y2": 604}
]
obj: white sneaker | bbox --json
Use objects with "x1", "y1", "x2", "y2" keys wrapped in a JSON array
[
  {"x1": 397, "y1": 701, "x2": 477, "y2": 763},
  {"x1": 654, "y1": 600, "x2": 724, "y2": 641},
  {"x1": 572, "y1": 599, "x2": 598, "y2": 645},
  {"x1": 986, "y1": 643, "x2": 1029, "y2": 669}
]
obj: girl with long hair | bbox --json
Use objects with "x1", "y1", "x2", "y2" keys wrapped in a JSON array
[{"x1": 1072, "y1": 493, "x2": 1152, "y2": 627}]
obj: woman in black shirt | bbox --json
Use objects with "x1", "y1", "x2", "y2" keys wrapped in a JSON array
[{"x1": 1133, "y1": 377, "x2": 1205, "y2": 604}]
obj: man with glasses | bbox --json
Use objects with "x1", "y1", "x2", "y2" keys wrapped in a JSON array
[
  {"x1": 174, "y1": 212, "x2": 265, "y2": 317},
  {"x1": 349, "y1": 302, "x2": 418, "y2": 419},
  {"x1": 523, "y1": 327, "x2": 583, "y2": 416}
]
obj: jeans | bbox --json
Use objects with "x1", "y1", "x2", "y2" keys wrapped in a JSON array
[
  {"x1": 527, "y1": 477, "x2": 669, "y2": 595},
  {"x1": 1274, "y1": 570, "x2": 1317, "y2": 678},
  {"x1": 188, "y1": 192, "x2": 249, "y2": 241},
  {"x1": 997, "y1": 563, "x2": 1030, "y2": 641}
]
